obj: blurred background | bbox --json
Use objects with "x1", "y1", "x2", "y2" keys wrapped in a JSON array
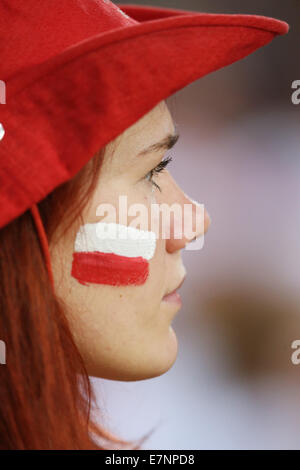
[{"x1": 92, "y1": 0, "x2": 300, "y2": 449}]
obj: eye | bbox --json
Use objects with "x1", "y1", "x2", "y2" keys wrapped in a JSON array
[{"x1": 144, "y1": 155, "x2": 173, "y2": 192}]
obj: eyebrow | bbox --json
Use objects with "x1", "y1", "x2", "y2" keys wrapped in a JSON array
[{"x1": 138, "y1": 132, "x2": 180, "y2": 156}]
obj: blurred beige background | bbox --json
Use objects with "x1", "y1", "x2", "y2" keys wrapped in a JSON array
[{"x1": 92, "y1": 0, "x2": 300, "y2": 449}]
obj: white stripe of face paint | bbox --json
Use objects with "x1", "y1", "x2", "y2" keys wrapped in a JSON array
[{"x1": 74, "y1": 222, "x2": 157, "y2": 260}]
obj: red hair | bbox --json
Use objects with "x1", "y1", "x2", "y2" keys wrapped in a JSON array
[{"x1": 0, "y1": 148, "x2": 155, "y2": 449}]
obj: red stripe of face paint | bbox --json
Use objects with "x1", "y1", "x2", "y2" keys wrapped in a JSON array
[{"x1": 71, "y1": 251, "x2": 149, "y2": 286}]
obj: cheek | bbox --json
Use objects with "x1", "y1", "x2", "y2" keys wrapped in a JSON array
[{"x1": 71, "y1": 222, "x2": 157, "y2": 287}]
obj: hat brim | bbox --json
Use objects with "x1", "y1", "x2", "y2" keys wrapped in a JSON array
[{"x1": 0, "y1": 4, "x2": 289, "y2": 228}]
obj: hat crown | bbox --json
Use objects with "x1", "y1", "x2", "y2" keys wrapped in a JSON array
[{"x1": 0, "y1": 0, "x2": 137, "y2": 80}]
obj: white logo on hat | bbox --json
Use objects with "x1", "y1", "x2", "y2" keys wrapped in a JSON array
[{"x1": 0, "y1": 123, "x2": 5, "y2": 141}]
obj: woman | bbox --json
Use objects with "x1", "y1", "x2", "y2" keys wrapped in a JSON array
[{"x1": 0, "y1": 0, "x2": 288, "y2": 450}]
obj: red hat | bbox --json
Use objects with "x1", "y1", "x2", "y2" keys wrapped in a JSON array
[{"x1": 0, "y1": 1, "x2": 289, "y2": 284}]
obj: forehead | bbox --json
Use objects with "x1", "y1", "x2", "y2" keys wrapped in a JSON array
[{"x1": 110, "y1": 100, "x2": 175, "y2": 159}]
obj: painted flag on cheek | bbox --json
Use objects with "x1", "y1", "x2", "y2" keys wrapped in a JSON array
[{"x1": 71, "y1": 222, "x2": 157, "y2": 286}]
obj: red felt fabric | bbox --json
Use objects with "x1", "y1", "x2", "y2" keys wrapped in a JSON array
[{"x1": 0, "y1": 0, "x2": 289, "y2": 230}]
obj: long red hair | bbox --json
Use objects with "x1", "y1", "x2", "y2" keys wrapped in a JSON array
[{"x1": 0, "y1": 148, "x2": 155, "y2": 449}]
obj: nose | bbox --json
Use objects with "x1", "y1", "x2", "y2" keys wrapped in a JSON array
[{"x1": 155, "y1": 172, "x2": 211, "y2": 254}]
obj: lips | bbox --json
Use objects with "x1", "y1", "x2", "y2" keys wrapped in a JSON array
[
  {"x1": 163, "y1": 274, "x2": 186, "y2": 298},
  {"x1": 162, "y1": 275, "x2": 186, "y2": 306}
]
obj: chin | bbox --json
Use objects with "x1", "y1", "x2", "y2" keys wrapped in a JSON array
[{"x1": 87, "y1": 328, "x2": 178, "y2": 381}]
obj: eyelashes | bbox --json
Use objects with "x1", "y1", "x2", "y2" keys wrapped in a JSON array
[{"x1": 144, "y1": 155, "x2": 173, "y2": 192}]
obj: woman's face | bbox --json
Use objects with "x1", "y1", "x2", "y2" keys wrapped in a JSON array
[{"x1": 50, "y1": 100, "x2": 211, "y2": 380}]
